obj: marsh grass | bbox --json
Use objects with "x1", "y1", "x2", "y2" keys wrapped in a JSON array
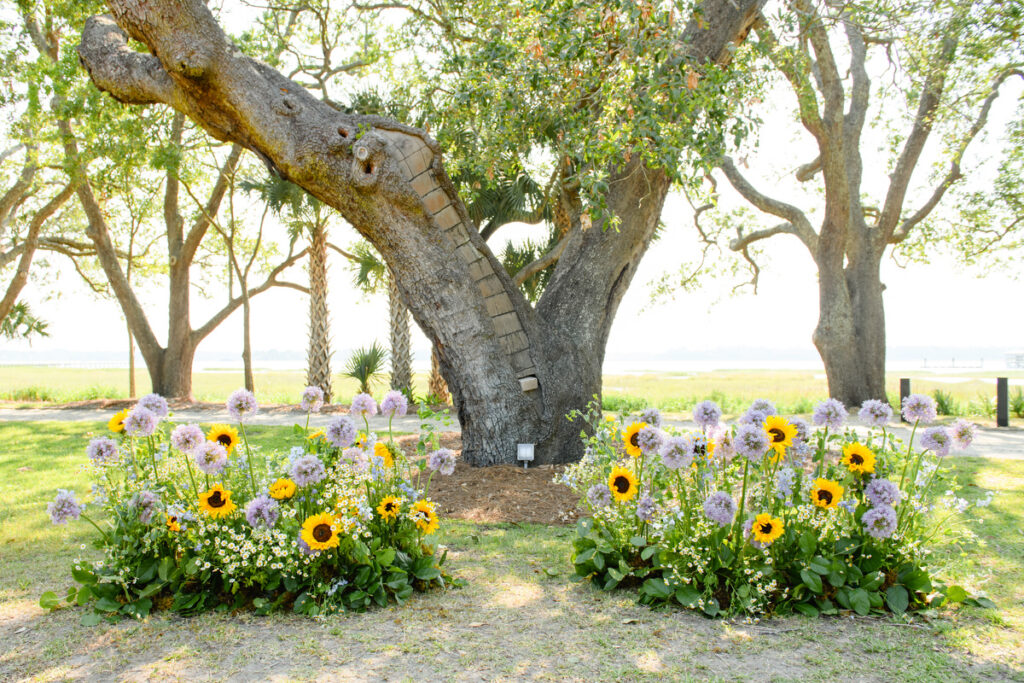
[{"x1": 1, "y1": 421, "x2": 1022, "y2": 680}]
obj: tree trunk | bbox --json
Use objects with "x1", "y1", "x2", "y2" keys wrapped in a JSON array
[
  {"x1": 241, "y1": 284, "x2": 255, "y2": 392},
  {"x1": 305, "y1": 224, "x2": 333, "y2": 401},
  {"x1": 428, "y1": 348, "x2": 448, "y2": 405},
  {"x1": 388, "y1": 276, "x2": 412, "y2": 392},
  {"x1": 128, "y1": 327, "x2": 137, "y2": 398},
  {"x1": 77, "y1": 0, "x2": 764, "y2": 464}
]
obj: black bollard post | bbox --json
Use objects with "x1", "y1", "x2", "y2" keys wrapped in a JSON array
[
  {"x1": 997, "y1": 377, "x2": 1009, "y2": 427},
  {"x1": 900, "y1": 378, "x2": 911, "y2": 423}
]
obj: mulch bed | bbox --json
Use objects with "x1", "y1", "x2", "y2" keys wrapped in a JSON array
[{"x1": 395, "y1": 432, "x2": 584, "y2": 526}]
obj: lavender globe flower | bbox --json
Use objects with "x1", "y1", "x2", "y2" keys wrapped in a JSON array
[
  {"x1": 920, "y1": 426, "x2": 952, "y2": 457},
  {"x1": 660, "y1": 435, "x2": 695, "y2": 470},
  {"x1": 949, "y1": 418, "x2": 976, "y2": 450},
  {"x1": 194, "y1": 442, "x2": 228, "y2": 475},
  {"x1": 86, "y1": 437, "x2": 119, "y2": 465},
  {"x1": 48, "y1": 489, "x2": 82, "y2": 525},
  {"x1": 427, "y1": 448, "x2": 457, "y2": 475},
  {"x1": 326, "y1": 416, "x2": 358, "y2": 448},
  {"x1": 637, "y1": 425, "x2": 665, "y2": 455},
  {"x1": 776, "y1": 467, "x2": 797, "y2": 499},
  {"x1": 789, "y1": 416, "x2": 810, "y2": 443},
  {"x1": 858, "y1": 399, "x2": 893, "y2": 428},
  {"x1": 380, "y1": 390, "x2": 409, "y2": 418},
  {"x1": 812, "y1": 398, "x2": 848, "y2": 430},
  {"x1": 137, "y1": 393, "x2": 169, "y2": 419},
  {"x1": 865, "y1": 478, "x2": 902, "y2": 507},
  {"x1": 703, "y1": 491, "x2": 737, "y2": 527},
  {"x1": 227, "y1": 388, "x2": 259, "y2": 423},
  {"x1": 586, "y1": 484, "x2": 613, "y2": 508},
  {"x1": 130, "y1": 490, "x2": 160, "y2": 524},
  {"x1": 245, "y1": 495, "x2": 280, "y2": 529},
  {"x1": 290, "y1": 454, "x2": 327, "y2": 487},
  {"x1": 635, "y1": 494, "x2": 656, "y2": 522},
  {"x1": 750, "y1": 398, "x2": 777, "y2": 415},
  {"x1": 639, "y1": 407, "x2": 662, "y2": 428},
  {"x1": 170, "y1": 423, "x2": 205, "y2": 455},
  {"x1": 124, "y1": 406, "x2": 159, "y2": 437},
  {"x1": 862, "y1": 505, "x2": 898, "y2": 539},
  {"x1": 350, "y1": 393, "x2": 378, "y2": 418},
  {"x1": 739, "y1": 408, "x2": 770, "y2": 427},
  {"x1": 735, "y1": 423, "x2": 770, "y2": 462},
  {"x1": 300, "y1": 386, "x2": 325, "y2": 413},
  {"x1": 710, "y1": 425, "x2": 735, "y2": 462},
  {"x1": 902, "y1": 393, "x2": 937, "y2": 424},
  {"x1": 693, "y1": 400, "x2": 722, "y2": 430}
]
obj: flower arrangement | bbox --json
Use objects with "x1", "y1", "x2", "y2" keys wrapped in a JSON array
[
  {"x1": 42, "y1": 388, "x2": 460, "y2": 622},
  {"x1": 561, "y1": 396, "x2": 996, "y2": 617}
]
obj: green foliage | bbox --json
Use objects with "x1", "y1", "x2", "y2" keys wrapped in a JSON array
[
  {"x1": 933, "y1": 389, "x2": 959, "y2": 417},
  {"x1": 0, "y1": 301, "x2": 49, "y2": 340},
  {"x1": 1011, "y1": 388, "x2": 1024, "y2": 419},
  {"x1": 500, "y1": 229, "x2": 559, "y2": 303},
  {"x1": 344, "y1": 341, "x2": 389, "y2": 395}
]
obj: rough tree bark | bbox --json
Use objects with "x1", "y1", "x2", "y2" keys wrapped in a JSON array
[
  {"x1": 306, "y1": 222, "x2": 333, "y2": 401},
  {"x1": 77, "y1": 0, "x2": 763, "y2": 463},
  {"x1": 388, "y1": 275, "x2": 412, "y2": 393}
]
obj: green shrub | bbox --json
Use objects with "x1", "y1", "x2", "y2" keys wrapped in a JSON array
[{"x1": 933, "y1": 389, "x2": 958, "y2": 416}]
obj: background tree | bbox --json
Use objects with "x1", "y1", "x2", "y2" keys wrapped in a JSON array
[
  {"x1": 77, "y1": 0, "x2": 764, "y2": 464},
  {"x1": 700, "y1": 0, "x2": 1024, "y2": 405}
]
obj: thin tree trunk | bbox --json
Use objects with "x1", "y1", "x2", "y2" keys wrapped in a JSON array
[
  {"x1": 128, "y1": 327, "x2": 137, "y2": 398},
  {"x1": 388, "y1": 276, "x2": 411, "y2": 393},
  {"x1": 306, "y1": 224, "x2": 333, "y2": 401},
  {"x1": 428, "y1": 349, "x2": 448, "y2": 405},
  {"x1": 241, "y1": 283, "x2": 254, "y2": 392}
]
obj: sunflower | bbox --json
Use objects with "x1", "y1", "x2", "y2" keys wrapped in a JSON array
[
  {"x1": 623, "y1": 422, "x2": 647, "y2": 458},
  {"x1": 207, "y1": 424, "x2": 240, "y2": 454},
  {"x1": 841, "y1": 442, "x2": 876, "y2": 474},
  {"x1": 374, "y1": 441, "x2": 395, "y2": 468},
  {"x1": 166, "y1": 515, "x2": 181, "y2": 533},
  {"x1": 410, "y1": 500, "x2": 439, "y2": 534},
  {"x1": 307, "y1": 429, "x2": 325, "y2": 441},
  {"x1": 763, "y1": 416, "x2": 797, "y2": 457},
  {"x1": 750, "y1": 513, "x2": 785, "y2": 546},
  {"x1": 377, "y1": 495, "x2": 403, "y2": 521},
  {"x1": 269, "y1": 478, "x2": 297, "y2": 500},
  {"x1": 198, "y1": 484, "x2": 237, "y2": 518},
  {"x1": 108, "y1": 408, "x2": 129, "y2": 433},
  {"x1": 811, "y1": 478, "x2": 844, "y2": 510},
  {"x1": 301, "y1": 512, "x2": 341, "y2": 550},
  {"x1": 608, "y1": 466, "x2": 638, "y2": 502}
]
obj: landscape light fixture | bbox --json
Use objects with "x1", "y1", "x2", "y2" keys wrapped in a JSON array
[{"x1": 517, "y1": 443, "x2": 535, "y2": 469}]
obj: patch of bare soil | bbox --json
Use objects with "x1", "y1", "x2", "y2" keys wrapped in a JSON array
[{"x1": 395, "y1": 432, "x2": 584, "y2": 525}]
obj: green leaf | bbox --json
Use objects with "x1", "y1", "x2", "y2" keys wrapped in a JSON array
[
  {"x1": 809, "y1": 556, "x2": 830, "y2": 575},
  {"x1": 849, "y1": 588, "x2": 871, "y2": 615},
  {"x1": 81, "y1": 612, "x2": 104, "y2": 627},
  {"x1": 886, "y1": 585, "x2": 909, "y2": 614},
  {"x1": 95, "y1": 596, "x2": 121, "y2": 613},
  {"x1": 794, "y1": 602, "x2": 819, "y2": 617},
  {"x1": 641, "y1": 545, "x2": 659, "y2": 561},
  {"x1": 574, "y1": 548, "x2": 596, "y2": 565},
  {"x1": 71, "y1": 566, "x2": 97, "y2": 585},
  {"x1": 641, "y1": 578, "x2": 672, "y2": 600},
  {"x1": 675, "y1": 585, "x2": 700, "y2": 608},
  {"x1": 608, "y1": 567, "x2": 625, "y2": 582},
  {"x1": 375, "y1": 548, "x2": 396, "y2": 567},
  {"x1": 944, "y1": 585, "x2": 968, "y2": 603},
  {"x1": 39, "y1": 591, "x2": 60, "y2": 610},
  {"x1": 800, "y1": 569, "x2": 823, "y2": 594},
  {"x1": 76, "y1": 585, "x2": 93, "y2": 606},
  {"x1": 592, "y1": 552, "x2": 605, "y2": 571},
  {"x1": 292, "y1": 424, "x2": 306, "y2": 437},
  {"x1": 414, "y1": 566, "x2": 441, "y2": 581},
  {"x1": 798, "y1": 531, "x2": 817, "y2": 556},
  {"x1": 629, "y1": 535, "x2": 646, "y2": 547}
]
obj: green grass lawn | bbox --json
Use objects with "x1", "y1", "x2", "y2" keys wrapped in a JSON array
[{"x1": 1, "y1": 421, "x2": 1022, "y2": 680}]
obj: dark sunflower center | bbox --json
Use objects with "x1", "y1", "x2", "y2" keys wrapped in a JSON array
[
  {"x1": 769, "y1": 428, "x2": 785, "y2": 443},
  {"x1": 630, "y1": 432, "x2": 640, "y2": 448},
  {"x1": 817, "y1": 490, "x2": 833, "y2": 505},
  {"x1": 169, "y1": 516, "x2": 178, "y2": 524},
  {"x1": 695, "y1": 443, "x2": 707, "y2": 457},
  {"x1": 385, "y1": 502, "x2": 396, "y2": 512},
  {"x1": 217, "y1": 434, "x2": 232, "y2": 446},
  {"x1": 208, "y1": 491, "x2": 225, "y2": 508},
  {"x1": 758, "y1": 522, "x2": 773, "y2": 535},
  {"x1": 613, "y1": 476, "x2": 631, "y2": 494},
  {"x1": 850, "y1": 453, "x2": 863, "y2": 465},
  {"x1": 312, "y1": 523, "x2": 332, "y2": 542}
]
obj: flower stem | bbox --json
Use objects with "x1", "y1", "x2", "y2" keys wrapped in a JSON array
[
  {"x1": 898, "y1": 420, "x2": 920, "y2": 490},
  {"x1": 238, "y1": 422, "x2": 258, "y2": 499},
  {"x1": 731, "y1": 457, "x2": 751, "y2": 562},
  {"x1": 80, "y1": 512, "x2": 110, "y2": 544}
]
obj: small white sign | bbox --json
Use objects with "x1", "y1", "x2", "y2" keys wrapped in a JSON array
[{"x1": 517, "y1": 443, "x2": 535, "y2": 462}]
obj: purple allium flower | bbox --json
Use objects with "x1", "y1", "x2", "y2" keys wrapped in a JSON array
[
  {"x1": 350, "y1": 393, "x2": 378, "y2": 418},
  {"x1": 137, "y1": 393, "x2": 169, "y2": 419},
  {"x1": 326, "y1": 416, "x2": 358, "y2": 448},
  {"x1": 427, "y1": 448, "x2": 457, "y2": 475},
  {"x1": 124, "y1": 406, "x2": 159, "y2": 437},
  {"x1": 86, "y1": 437, "x2": 119, "y2": 465},
  {"x1": 170, "y1": 423, "x2": 205, "y2": 455},
  {"x1": 660, "y1": 435, "x2": 695, "y2": 470},
  {"x1": 865, "y1": 478, "x2": 902, "y2": 507},
  {"x1": 862, "y1": 505, "x2": 898, "y2": 539},
  {"x1": 902, "y1": 394, "x2": 937, "y2": 424},
  {"x1": 693, "y1": 400, "x2": 722, "y2": 430},
  {"x1": 735, "y1": 423, "x2": 770, "y2": 462},
  {"x1": 742, "y1": 517, "x2": 769, "y2": 550},
  {"x1": 776, "y1": 467, "x2": 797, "y2": 499},
  {"x1": 130, "y1": 490, "x2": 160, "y2": 524},
  {"x1": 750, "y1": 399, "x2": 777, "y2": 415},
  {"x1": 290, "y1": 454, "x2": 326, "y2": 486},
  {"x1": 193, "y1": 442, "x2": 228, "y2": 475},
  {"x1": 297, "y1": 532, "x2": 320, "y2": 556},
  {"x1": 709, "y1": 424, "x2": 735, "y2": 462},
  {"x1": 245, "y1": 495, "x2": 280, "y2": 529},
  {"x1": 703, "y1": 491, "x2": 737, "y2": 527},
  {"x1": 637, "y1": 425, "x2": 665, "y2": 455},
  {"x1": 48, "y1": 489, "x2": 82, "y2": 525},
  {"x1": 227, "y1": 388, "x2": 259, "y2": 423},
  {"x1": 740, "y1": 408, "x2": 770, "y2": 427},
  {"x1": 586, "y1": 484, "x2": 612, "y2": 508},
  {"x1": 635, "y1": 494, "x2": 656, "y2": 522},
  {"x1": 813, "y1": 398, "x2": 848, "y2": 430},
  {"x1": 639, "y1": 407, "x2": 662, "y2": 428},
  {"x1": 949, "y1": 419, "x2": 976, "y2": 450},
  {"x1": 789, "y1": 417, "x2": 810, "y2": 444},
  {"x1": 300, "y1": 386, "x2": 325, "y2": 413},
  {"x1": 920, "y1": 426, "x2": 951, "y2": 457},
  {"x1": 858, "y1": 399, "x2": 893, "y2": 428},
  {"x1": 380, "y1": 390, "x2": 409, "y2": 418}
]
